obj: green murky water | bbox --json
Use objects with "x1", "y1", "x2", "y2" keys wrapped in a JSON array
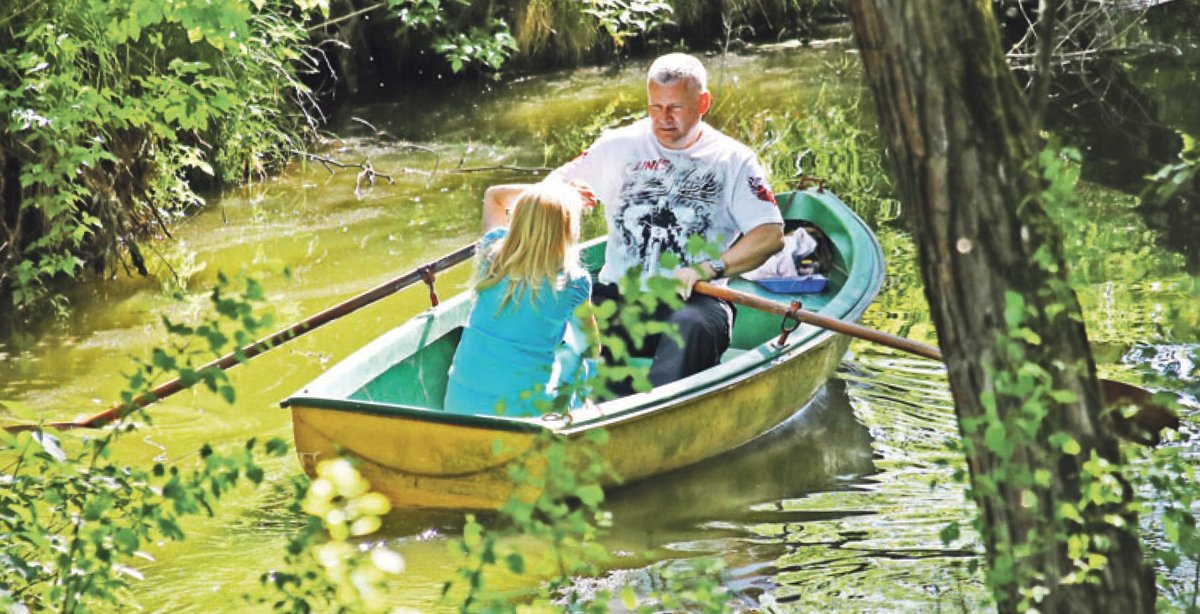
[{"x1": 2, "y1": 36, "x2": 1197, "y2": 612}]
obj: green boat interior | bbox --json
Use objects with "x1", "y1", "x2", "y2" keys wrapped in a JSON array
[{"x1": 340, "y1": 190, "x2": 855, "y2": 415}]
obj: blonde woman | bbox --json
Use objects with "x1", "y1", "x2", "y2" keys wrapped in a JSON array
[{"x1": 443, "y1": 180, "x2": 595, "y2": 416}]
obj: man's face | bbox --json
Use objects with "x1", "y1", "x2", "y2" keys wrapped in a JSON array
[{"x1": 647, "y1": 79, "x2": 711, "y2": 150}]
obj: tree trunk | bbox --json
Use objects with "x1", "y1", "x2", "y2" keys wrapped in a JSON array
[{"x1": 846, "y1": 1, "x2": 1156, "y2": 612}]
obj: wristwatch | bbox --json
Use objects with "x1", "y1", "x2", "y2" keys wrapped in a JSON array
[{"x1": 707, "y1": 258, "x2": 727, "y2": 280}]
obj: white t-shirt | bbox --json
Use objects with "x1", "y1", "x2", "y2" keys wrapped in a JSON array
[{"x1": 548, "y1": 119, "x2": 783, "y2": 285}]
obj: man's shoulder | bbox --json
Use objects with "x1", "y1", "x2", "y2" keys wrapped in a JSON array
[{"x1": 698, "y1": 123, "x2": 758, "y2": 160}]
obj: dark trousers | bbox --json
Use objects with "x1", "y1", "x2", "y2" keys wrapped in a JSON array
[{"x1": 591, "y1": 281, "x2": 734, "y2": 396}]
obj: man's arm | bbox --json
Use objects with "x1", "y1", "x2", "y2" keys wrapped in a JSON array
[
  {"x1": 482, "y1": 184, "x2": 530, "y2": 232},
  {"x1": 674, "y1": 223, "x2": 785, "y2": 299},
  {"x1": 715, "y1": 223, "x2": 786, "y2": 277}
]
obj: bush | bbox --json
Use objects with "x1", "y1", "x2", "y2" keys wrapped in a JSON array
[{"x1": 0, "y1": 0, "x2": 320, "y2": 319}]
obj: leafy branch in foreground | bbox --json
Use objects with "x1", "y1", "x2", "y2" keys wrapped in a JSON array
[
  {"x1": 252, "y1": 459, "x2": 404, "y2": 613},
  {"x1": 0, "y1": 0, "x2": 321, "y2": 318},
  {"x1": 0, "y1": 272, "x2": 288, "y2": 613}
]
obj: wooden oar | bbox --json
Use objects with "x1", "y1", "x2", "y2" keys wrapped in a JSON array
[
  {"x1": 5, "y1": 244, "x2": 478, "y2": 434},
  {"x1": 694, "y1": 281, "x2": 1180, "y2": 444}
]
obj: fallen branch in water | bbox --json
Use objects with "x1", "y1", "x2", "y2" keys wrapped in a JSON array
[
  {"x1": 289, "y1": 149, "x2": 398, "y2": 198},
  {"x1": 450, "y1": 164, "x2": 552, "y2": 174},
  {"x1": 288, "y1": 147, "x2": 552, "y2": 198},
  {"x1": 290, "y1": 149, "x2": 393, "y2": 180}
]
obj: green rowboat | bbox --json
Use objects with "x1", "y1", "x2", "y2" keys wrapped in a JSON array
[{"x1": 281, "y1": 188, "x2": 884, "y2": 510}]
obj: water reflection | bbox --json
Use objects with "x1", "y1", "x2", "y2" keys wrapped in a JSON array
[
  {"x1": 604, "y1": 377, "x2": 876, "y2": 553},
  {"x1": 760, "y1": 352, "x2": 984, "y2": 610},
  {"x1": 596, "y1": 359, "x2": 986, "y2": 611}
]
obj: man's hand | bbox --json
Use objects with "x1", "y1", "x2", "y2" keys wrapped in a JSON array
[
  {"x1": 482, "y1": 184, "x2": 530, "y2": 232},
  {"x1": 568, "y1": 180, "x2": 598, "y2": 210},
  {"x1": 673, "y1": 263, "x2": 713, "y2": 300}
]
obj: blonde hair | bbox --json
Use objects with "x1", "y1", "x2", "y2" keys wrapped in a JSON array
[{"x1": 477, "y1": 181, "x2": 584, "y2": 310}]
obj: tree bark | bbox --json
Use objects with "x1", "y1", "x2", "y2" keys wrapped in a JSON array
[{"x1": 847, "y1": 2, "x2": 1156, "y2": 612}]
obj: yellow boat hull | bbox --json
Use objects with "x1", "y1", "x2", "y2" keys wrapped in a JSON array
[{"x1": 289, "y1": 332, "x2": 849, "y2": 510}]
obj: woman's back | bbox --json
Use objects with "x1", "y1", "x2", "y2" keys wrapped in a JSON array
[{"x1": 444, "y1": 217, "x2": 591, "y2": 416}]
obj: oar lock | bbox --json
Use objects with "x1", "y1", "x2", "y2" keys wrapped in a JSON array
[
  {"x1": 421, "y1": 266, "x2": 440, "y2": 307},
  {"x1": 774, "y1": 300, "x2": 804, "y2": 347}
]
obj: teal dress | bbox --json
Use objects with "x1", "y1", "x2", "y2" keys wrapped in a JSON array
[{"x1": 443, "y1": 228, "x2": 592, "y2": 416}]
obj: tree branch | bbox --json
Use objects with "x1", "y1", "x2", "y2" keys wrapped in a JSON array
[
  {"x1": 1029, "y1": 0, "x2": 1060, "y2": 133},
  {"x1": 307, "y1": 2, "x2": 389, "y2": 32}
]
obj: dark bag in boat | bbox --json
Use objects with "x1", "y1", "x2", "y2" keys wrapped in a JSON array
[{"x1": 792, "y1": 222, "x2": 834, "y2": 275}]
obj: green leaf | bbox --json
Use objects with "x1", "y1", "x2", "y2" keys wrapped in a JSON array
[
  {"x1": 983, "y1": 421, "x2": 1011, "y2": 456},
  {"x1": 1059, "y1": 502, "x2": 1083, "y2": 523},
  {"x1": 113, "y1": 528, "x2": 140, "y2": 553},
  {"x1": 939, "y1": 521, "x2": 960, "y2": 546},
  {"x1": 505, "y1": 553, "x2": 525, "y2": 574},
  {"x1": 1003, "y1": 291, "x2": 1025, "y2": 327},
  {"x1": 1049, "y1": 389, "x2": 1077, "y2": 404},
  {"x1": 575, "y1": 484, "x2": 604, "y2": 507},
  {"x1": 1161, "y1": 547, "x2": 1182, "y2": 570},
  {"x1": 265, "y1": 438, "x2": 289, "y2": 456},
  {"x1": 83, "y1": 494, "x2": 114, "y2": 521}
]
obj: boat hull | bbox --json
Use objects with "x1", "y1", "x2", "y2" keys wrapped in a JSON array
[
  {"x1": 292, "y1": 405, "x2": 543, "y2": 509},
  {"x1": 580, "y1": 335, "x2": 850, "y2": 487},
  {"x1": 289, "y1": 333, "x2": 850, "y2": 510}
]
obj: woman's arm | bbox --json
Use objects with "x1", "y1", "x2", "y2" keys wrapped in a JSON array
[{"x1": 482, "y1": 184, "x2": 531, "y2": 232}]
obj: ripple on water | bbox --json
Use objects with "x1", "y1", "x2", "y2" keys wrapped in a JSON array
[{"x1": 587, "y1": 349, "x2": 987, "y2": 612}]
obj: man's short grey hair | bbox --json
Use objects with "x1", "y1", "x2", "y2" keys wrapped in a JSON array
[{"x1": 647, "y1": 53, "x2": 708, "y2": 92}]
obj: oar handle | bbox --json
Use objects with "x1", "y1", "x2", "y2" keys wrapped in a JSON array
[
  {"x1": 693, "y1": 282, "x2": 1182, "y2": 443},
  {"x1": 10, "y1": 243, "x2": 479, "y2": 433},
  {"x1": 693, "y1": 281, "x2": 944, "y2": 360}
]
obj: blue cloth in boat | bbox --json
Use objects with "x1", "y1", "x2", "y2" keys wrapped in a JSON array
[{"x1": 444, "y1": 228, "x2": 592, "y2": 417}]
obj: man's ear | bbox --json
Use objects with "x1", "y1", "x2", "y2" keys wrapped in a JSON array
[{"x1": 698, "y1": 90, "x2": 712, "y2": 115}]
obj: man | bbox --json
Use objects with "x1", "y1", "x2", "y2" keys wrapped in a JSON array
[{"x1": 549, "y1": 52, "x2": 785, "y2": 391}]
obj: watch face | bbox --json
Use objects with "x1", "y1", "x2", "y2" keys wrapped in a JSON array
[{"x1": 711, "y1": 260, "x2": 726, "y2": 277}]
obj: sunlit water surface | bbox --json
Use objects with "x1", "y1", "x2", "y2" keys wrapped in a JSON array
[{"x1": 1, "y1": 39, "x2": 1196, "y2": 612}]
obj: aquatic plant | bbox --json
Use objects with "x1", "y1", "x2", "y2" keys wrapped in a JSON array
[{"x1": 732, "y1": 90, "x2": 900, "y2": 226}]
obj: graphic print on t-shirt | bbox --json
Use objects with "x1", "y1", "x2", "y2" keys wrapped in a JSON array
[{"x1": 614, "y1": 158, "x2": 720, "y2": 275}]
